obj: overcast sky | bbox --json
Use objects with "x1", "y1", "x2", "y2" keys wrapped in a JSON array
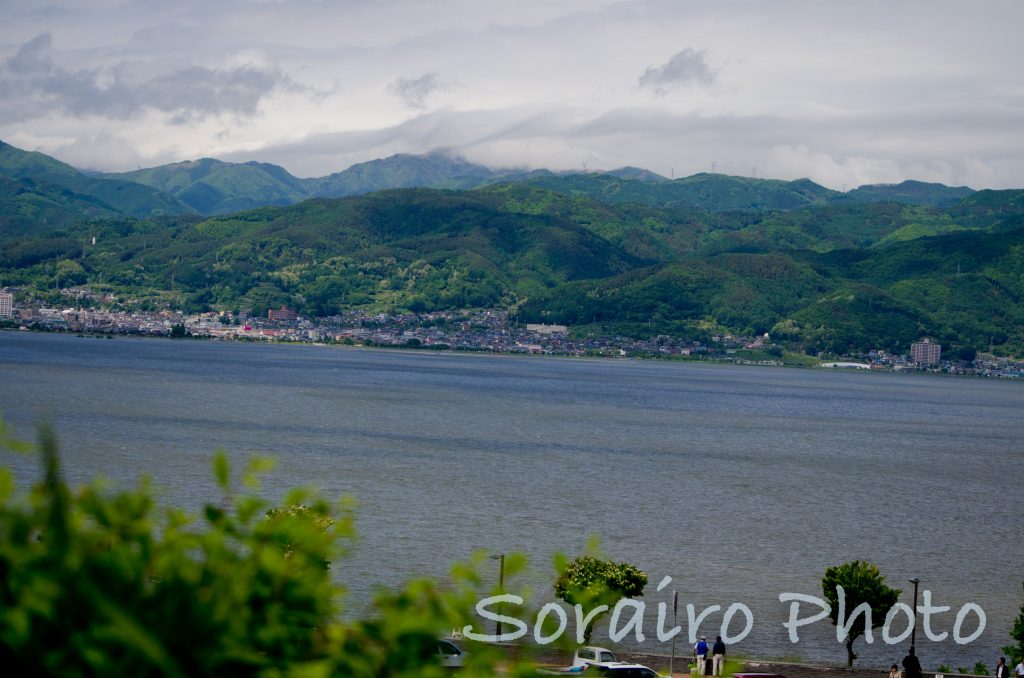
[{"x1": 2, "y1": 0, "x2": 1022, "y2": 188}]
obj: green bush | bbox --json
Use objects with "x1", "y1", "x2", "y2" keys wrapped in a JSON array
[
  {"x1": 0, "y1": 421, "x2": 542, "y2": 676},
  {"x1": 553, "y1": 549, "x2": 647, "y2": 643},
  {"x1": 821, "y1": 560, "x2": 900, "y2": 667},
  {"x1": 1005, "y1": 580, "x2": 1024, "y2": 665}
]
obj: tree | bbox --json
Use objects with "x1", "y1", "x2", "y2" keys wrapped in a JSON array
[
  {"x1": 1003, "y1": 581, "x2": 1024, "y2": 665},
  {"x1": 53, "y1": 259, "x2": 86, "y2": 288},
  {"x1": 0, "y1": 421, "x2": 539, "y2": 677},
  {"x1": 554, "y1": 554, "x2": 648, "y2": 643},
  {"x1": 821, "y1": 560, "x2": 901, "y2": 667}
]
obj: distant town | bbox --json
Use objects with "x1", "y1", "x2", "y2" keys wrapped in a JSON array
[{"x1": 2, "y1": 288, "x2": 1022, "y2": 379}]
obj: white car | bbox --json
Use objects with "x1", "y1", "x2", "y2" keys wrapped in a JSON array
[
  {"x1": 588, "y1": 663, "x2": 664, "y2": 677},
  {"x1": 438, "y1": 638, "x2": 465, "y2": 668},
  {"x1": 572, "y1": 646, "x2": 618, "y2": 667}
]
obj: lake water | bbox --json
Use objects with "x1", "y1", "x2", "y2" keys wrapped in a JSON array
[{"x1": 1, "y1": 331, "x2": 1022, "y2": 668}]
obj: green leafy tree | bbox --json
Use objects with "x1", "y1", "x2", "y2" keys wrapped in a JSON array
[
  {"x1": 554, "y1": 552, "x2": 648, "y2": 643},
  {"x1": 0, "y1": 420, "x2": 546, "y2": 677},
  {"x1": 53, "y1": 258, "x2": 86, "y2": 287},
  {"x1": 821, "y1": 560, "x2": 901, "y2": 667},
  {"x1": 1004, "y1": 580, "x2": 1024, "y2": 665}
]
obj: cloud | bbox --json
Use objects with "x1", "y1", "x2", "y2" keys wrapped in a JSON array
[
  {"x1": 387, "y1": 72, "x2": 447, "y2": 110},
  {"x1": 215, "y1": 103, "x2": 1024, "y2": 190},
  {"x1": 638, "y1": 48, "x2": 714, "y2": 94},
  {"x1": 0, "y1": 33, "x2": 287, "y2": 124},
  {"x1": 4, "y1": 2, "x2": 1023, "y2": 188}
]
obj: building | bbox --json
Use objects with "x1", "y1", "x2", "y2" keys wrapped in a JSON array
[
  {"x1": 0, "y1": 290, "x2": 13, "y2": 318},
  {"x1": 525, "y1": 323, "x2": 568, "y2": 335},
  {"x1": 267, "y1": 306, "x2": 297, "y2": 322},
  {"x1": 911, "y1": 338, "x2": 941, "y2": 365}
]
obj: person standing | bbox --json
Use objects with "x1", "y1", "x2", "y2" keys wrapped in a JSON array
[
  {"x1": 902, "y1": 646, "x2": 922, "y2": 678},
  {"x1": 889, "y1": 664, "x2": 901, "y2": 678},
  {"x1": 1014, "y1": 657, "x2": 1024, "y2": 678},
  {"x1": 712, "y1": 635, "x2": 727, "y2": 676},
  {"x1": 694, "y1": 635, "x2": 709, "y2": 676},
  {"x1": 996, "y1": 657, "x2": 1010, "y2": 678}
]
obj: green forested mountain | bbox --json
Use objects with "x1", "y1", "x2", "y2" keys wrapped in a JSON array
[
  {"x1": 3, "y1": 140, "x2": 1022, "y2": 357},
  {"x1": 514, "y1": 172, "x2": 841, "y2": 211},
  {"x1": 2, "y1": 180, "x2": 1023, "y2": 357},
  {"x1": 521, "y1": 225, "x2": 1024, "y2": 356},
  {"x1": 304, "y1": 153, "x2": 513, "y2": 197},
  {"x1": 0, "y1": 175, "x2": 122, "y2": 236},
  {"x1": 0, "y1": 139, "x2": 989, "y2": 218},
  {"x1": 107, "y1": 158, "x2": 310, "y2": 215},
  {"x1": 0, "y1": 141, "x2": 194, "y2": 219},
  {"x1": 840, "y1": 180, "x2": 975, "y2": 207},
  {"x1": 105, "y1": 153, "x2": 530, "y2": 214},
  {"x1": 602, "y1": 166, "x2": 668, "y2": 182}
]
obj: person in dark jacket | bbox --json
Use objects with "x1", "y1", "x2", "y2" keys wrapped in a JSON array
[
  {"x1": 902, "y1": 646, "x2": 922, "y2": 678},
  {"x1": 712, "y1": 635, "x2": 727, "y2": 676},
  {"x1": 996, "y1": 657, "x2": 1010, "y2": 678}
]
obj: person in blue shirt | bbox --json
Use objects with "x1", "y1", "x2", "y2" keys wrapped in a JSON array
[{"x1": 694, "y1": 636, "x2": 709, "y2": 675}]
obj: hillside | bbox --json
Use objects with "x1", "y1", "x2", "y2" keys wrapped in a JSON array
[
  {"x1": 0, "y1": 141, "x2": 194, "y2": 219},
  {"x1": 0, "y1": 175, "x2": 123, "y2": 237},
  {"x1": 514, "y1": 172, "x2": 840, "y2": 211},
  {"x1": 2, "y1": 183, "x2": 1023, "y2": 357},
  {"x1": 108, "y1": 158, "x2": 310, "y2": 215},
  {"x1": 304, "y1": 153, "x2": 509, "y2": 197},
  {"x1": 840, "y1": 180, "x2": 975, "y2": 207}
]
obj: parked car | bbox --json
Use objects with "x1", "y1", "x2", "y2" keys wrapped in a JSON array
[
  {"x1": 539, "y1": 661, "x2": 662, "y2": 677},
  {"x1": 437, "y1": 638, "x2": 465, "y2": 668},
  {"x1": 573, "y1": 646, "x2": 619, "y2": 667},
  {"x1": 589, "y1": 663, "x2": 663, "y2": 677}
]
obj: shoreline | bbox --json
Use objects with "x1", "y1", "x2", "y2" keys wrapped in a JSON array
[
  {"x1": 4, "y1": 325, "x2": 1019, "y2": 381},
  {"x1": 522, "y1": 645, "x2": 988, "y2": 678}
]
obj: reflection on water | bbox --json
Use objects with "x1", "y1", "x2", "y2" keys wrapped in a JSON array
[{"x1": 2, "y1": 331, "x2": 1022, "y2": 666}]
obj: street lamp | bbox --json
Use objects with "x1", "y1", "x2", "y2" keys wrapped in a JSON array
[
  {"x1": 491, "y1": 554, "x2": 505, "y2": 638},
  {"x1": 909, "y1": 577, "x2": 921, "y2": 650}
]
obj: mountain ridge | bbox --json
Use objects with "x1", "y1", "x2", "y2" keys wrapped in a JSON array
[
  {"x1": 0, "y1": 139, "x2": 987, "y2": 219},
  {"x1": 0, "y1": 140, "x2": 195, "y2": 220}
]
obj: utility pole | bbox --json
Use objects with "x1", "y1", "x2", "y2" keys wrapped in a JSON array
[
  {"x1": 490, "y1": 554, "x2": 505, "y2": 638},
  {"x1": 669, "y1": 589, "x2": 679, "y2": 675},
  {"x1": 909, "y1": 577, "x2": 920, "y2": 650}
]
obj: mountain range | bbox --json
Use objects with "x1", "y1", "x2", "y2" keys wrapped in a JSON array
[
  {"x1": 1, "y1": 139, "x2": 977, "y2": 224},
  {"x1": 1, "y1": 138, "x2": 1022, "y2": 358}
]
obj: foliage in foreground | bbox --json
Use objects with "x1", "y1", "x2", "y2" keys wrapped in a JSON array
[{"x1": 0, "y1": 421, "x2": 543, "y2": 677}]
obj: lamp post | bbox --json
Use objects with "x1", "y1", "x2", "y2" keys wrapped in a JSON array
[
  {"x1": 909, "y1": 577, "x2": 920, "y2": 650},
  {"x1": 669, "y1": 589, "x2": 679, "y2": 676},
  {"x1": 491, "y1": 554, "x2": 505, "y2": 638}
]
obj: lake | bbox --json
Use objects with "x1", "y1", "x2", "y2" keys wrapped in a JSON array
[{"x1": 1, "y1": 331, "x2": 1022, "y2": 667}]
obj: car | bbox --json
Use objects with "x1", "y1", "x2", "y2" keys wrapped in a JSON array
[
  {"x1": 590, "y1": 662, "x2": 664, "y2": 677},
  {"x1": 437, "y1": 638, "x2": 465, "y2": 668},
  {"x1": 572, "y1": 646, "x2": 619, "y2": 667}
]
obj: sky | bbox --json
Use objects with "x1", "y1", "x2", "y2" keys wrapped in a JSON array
[{"x1": 1, "y1": 0, "x2": 1022, "y2": 189}]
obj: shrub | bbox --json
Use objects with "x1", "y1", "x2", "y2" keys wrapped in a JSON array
[{"x1": 0, "y1": 421, "x2": 538, "y2": 676}]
